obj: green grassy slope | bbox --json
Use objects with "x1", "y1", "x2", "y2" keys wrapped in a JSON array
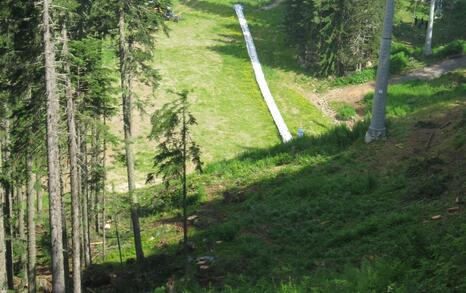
[
  {"x1": 89, "y1": 70, "x2": 466, "y2": 292},
  {"x1": 107, "y1": 0, "x2": 332, "y2": 189}
]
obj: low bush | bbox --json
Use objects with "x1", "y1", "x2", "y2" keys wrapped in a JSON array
[
  {"x1": 433, "y1": 39, "x2": 466, "y2": 58},
  {"x1": 331, "y1": 102, "x2": 357, "y2": 121},
  {"x1": 390, "y1": 51, "x2": 409, "y2": 74},
  {"x1": 331, "y1": 68, "x2": 376, "y2": 87}
]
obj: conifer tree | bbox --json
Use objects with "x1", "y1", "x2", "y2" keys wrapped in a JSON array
[
  {"x1": 43, "y1": 0, "x2": 66, "y2": 290},
  {"x1": 117, "y1": 0, "x2": 170, "y2": 262},
  {"x1": 286, "y1": 0, "x2": 383, "y2": 76},
  {"x1": 148, "y1": 90, "x2": 203, "y2": 250}
]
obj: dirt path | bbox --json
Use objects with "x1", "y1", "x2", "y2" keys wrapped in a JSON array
[
  {"x1": 311, "y1": 56, "x2": 466, "y2": 123},
  {"x1": 262, "y1": 0, "x2": 286, "y2": 10}
]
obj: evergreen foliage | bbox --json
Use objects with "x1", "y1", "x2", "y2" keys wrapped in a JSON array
[
  {"x1": 286, "y1": 0, "x2": 384, "y2": 76},
  {"x1": 148, "y1": 90, "x2": 202, "y2": 247}
]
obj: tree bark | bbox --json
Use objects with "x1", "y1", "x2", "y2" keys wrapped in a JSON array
[
  {"x1": 60, "y1": 168, "x2": 71, "y2": 291},
  {"x1": 0, "y1": 127, "x2": 8, "y2": 292},
  {"x1": 119, "y1": 4, "x2": 144, "y2": 262},
  {"x1": 19, "y1": 183, "x2": 27, "y2": 283},
  {"x1": 2, "y1": 117, "x2": 14, "y2": 289},
  {"x1": 182, "y1": 108, "x2": 188, "y2": 249},
  {"x1": 80, "y1": 127, "x2": 91, "y2": 267},
  {"x1": 76, "y1": 128, "x2": 85, "y2": 269},
  {"x1": 35, "y1": 175, "x2": 43, "y2": 223},
  {"x1": 43, "y1": 0, "x2": 66, "y2": 291},
  {"x1": 18, "y1": 185, "x2": 26, "y2": 243},
  {"x1": 102, "y1": 118, "x2": 107, "y2": 261},
  {"x1": 63, "y1": 24, "x2": 82, "y2": 293},
  {"x1": 27, "y1": 153, "x2": 36, "y2": 293},
  {"x1": 91, "y1": 123, "x2": 100, "y2": 235}
]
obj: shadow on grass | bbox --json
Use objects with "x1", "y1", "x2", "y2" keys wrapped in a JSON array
[
  {"x1": 84, "y1": 74, "x2": 466, "y2": 292},
  {"x1": 182, "y1": 0, "x2": 309, "y2": 77},
  {"x1": 363, "y1": 72, "x2": 466, "y2": 117}
]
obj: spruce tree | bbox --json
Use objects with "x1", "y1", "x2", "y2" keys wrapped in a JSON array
[
  {"x1": 286, "y1": 0, "x2": 383, "y2": 76},
  {"x1": 116, "y1": 0, "x2": 170, "y2": 262},
  {"x1": 43, "y1": 0, "x2": 66, "y2": 290},
  {"x1": 148, "y1": 90, "x2": 203, "y2": 250}
]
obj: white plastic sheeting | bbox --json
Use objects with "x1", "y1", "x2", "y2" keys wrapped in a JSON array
[{"x1": 234, "y1": 4, "x2": 293, "y2": 143}]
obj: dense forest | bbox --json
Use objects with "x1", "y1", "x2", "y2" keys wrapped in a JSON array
[{"x1": 0, "y1": 0, "x2": 465, "y2": 292}]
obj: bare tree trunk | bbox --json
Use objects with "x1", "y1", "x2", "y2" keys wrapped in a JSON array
[
  {"x1": 182, "y1": 108, "x2": 188, "y2": 249},
  {"x1": 118, "y1": 4, "x2": 144, "y2": 262},
  {"x1": 80, "y1": 127, "x2": 91, "y2": 267},
  {"x1": 19, "y1": 183, "x2": 27, "y2": 283},
  {"x1": 60, "y1": 170, "x2": 71, "y2": 291},
  {"x1": 63, "y1": 24, "x2": 82, "y2": 293},
  {"x1": 43, "y1": 0, "x2": 66, "y2": 291},
  {"x1": 102, "y1": 118, "x2": 107, "y2": 262},
  {"x1": 114, "y1": 214, "x2": 123, "y2": 265},
  {"x1": 91, "y1": 123, "x2": 100, "y2": 235},
  {"x1": 0, "y1": 193, "x2": 6, "y2": 292},
  {"x1": 76, "y1": 129, "x2": 85, "y2": 269},
  {"x1": 27, "y1": 153, "x2": 36, "y2": 293},
  {"x1": 2, "y1": 118, "x2": 14, "y2": 289},
  {"x1": 35, "y1": 176, "x2": 43, "y2": 223},
  {"x1": 0, "y1": 131, "x2": 8, "y2": 292},
  {"x1": 18, "y1": 186, "x2": 26, "y2": 242}
]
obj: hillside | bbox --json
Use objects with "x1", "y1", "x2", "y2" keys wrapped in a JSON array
[
  {"x1": 89, "y1": 69, "x2": 466, "y2": 292},
  {"x1": 88, "y1": 1, "x2": 466, "y2": 292},
  {"x1": 106, "y1": 0, "x2": 466, "y2": 190},
  {"x1": 106, "y1": 0, "x2": 333, "y2": 190},
  {"x1": 1, "y1": 0, "x2": 466, "y2": 292}
]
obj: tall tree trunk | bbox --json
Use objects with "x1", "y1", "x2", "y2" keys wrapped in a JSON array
[
  {"x1": 119, "y1": 4, "x2": 144, "y2": 262},
  {"x1": 43, "y1": 0, "x2": 66, "y2": 291},
  {"x1": 0, "y1": 132, "x2": 8, "y2": 291},
  {"x1": 102, "y1": 118, "x2": 107, "y2": 261},
  {"x1": 182, "y1": 108, "x2": 188, "y2": 249},
  {"x1": 2, "y1": 118, "x2": 14, "y2": 289},
  {"x1": 60, "y1": 169, "x2": 71, "y2": 291},
  {"x1": 424, "y1": 0, "x2": 436, "y2": 55},
  {"x1": 27, "y1": 153, "x2": 36, "y2": 293},
  {"x1": 91, "y1": 123, "x2": 100, "y2": 235},
  {"x1": 18, "y1": 183, "x2": 27, "y2": 283},
  {"x1": 63, "y1": 25, "x2": 82, "y2": 293},
  {"x1": 80, "y1": 127, "x2": 91, "y2": 267},
  {"x1": 35, "y1": 175, "x2": 43, "y2": 223},
  {"x1": 18, "y1": 185, "x2": 26, "y2": 242},
  {"x1": 0, "y1": 193, "x2": 6, "y2": 292},
  {"x1": 76, "y1": 128, "x2": 85, "y2": 269}
]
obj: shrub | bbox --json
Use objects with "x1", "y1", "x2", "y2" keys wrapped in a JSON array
[
  {"x1": 391, "y1": 42, "x2": 413, "y2": 56},
  {"x1": 390, "y1": 51, "x2": 409, "y2": 74},
  {"x1": 331, "y1": 102, "x2": 357, "y2": 121},
  {"x1": 332, "y1": 68, "x2": 377, "y2": 86},
  {"x1": 434, "y1": 40, "x2": 466, "y2": 58}
]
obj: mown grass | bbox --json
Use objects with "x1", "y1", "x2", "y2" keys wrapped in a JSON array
[
  {"x1": 88, "y1": 70, "x2": 466, "y2": 292},
  {"x1": 106, "y1": 0, "x2": 465, "y2": 188},
  {"x1": 104, "y1": 0, "x2": 333, "y2": 189}
]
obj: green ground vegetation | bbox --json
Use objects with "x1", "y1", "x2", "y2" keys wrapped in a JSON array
[{"x1": 89, "y1": 69, "x2": 466, "y2": 292}]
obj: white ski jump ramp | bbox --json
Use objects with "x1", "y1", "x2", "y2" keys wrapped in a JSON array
[{"x1": 234, "y1": 4, "x2": 293, "y2": 143}]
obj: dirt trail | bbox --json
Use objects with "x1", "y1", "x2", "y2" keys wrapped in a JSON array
[{"x1": 311, "y1": 56, "x2": 466, "y2": 122}]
